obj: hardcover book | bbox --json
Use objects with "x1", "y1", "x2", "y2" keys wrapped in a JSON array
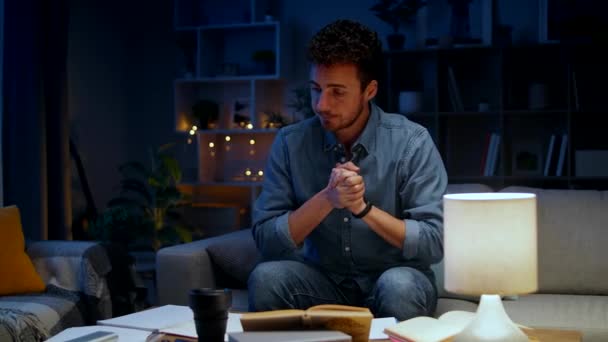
[{"x1": 239, "y1": 304, "x2": 372, "y2": 342}]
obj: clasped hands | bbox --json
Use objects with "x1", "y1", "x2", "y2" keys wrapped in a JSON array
[{"x1": 325, "y1": 161, "x2": 366, "y2": 215}]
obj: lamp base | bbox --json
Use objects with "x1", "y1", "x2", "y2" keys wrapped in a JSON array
[{"x1": 453, "y1": 294, "x2": 527, "y2": 342}]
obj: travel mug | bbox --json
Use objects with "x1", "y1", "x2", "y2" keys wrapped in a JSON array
[{"x1": 188, "y1": 288, "x2": 232, "y2": 342}]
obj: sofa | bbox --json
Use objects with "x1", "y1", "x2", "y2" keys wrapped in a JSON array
[
  {"x1": 157, "y1": 184, "x2": 608, "y2": 341},
  {"x1": 0, "y1": 241, "x2": 112, "y2": 341}
]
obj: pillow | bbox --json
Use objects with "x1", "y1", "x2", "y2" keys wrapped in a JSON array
[
  {"x1": 0, "y1": 206, "x2": 45, "y2": 295},
  {"x1": 206, "y1": 229, "x2": 261, "y2": 286}
]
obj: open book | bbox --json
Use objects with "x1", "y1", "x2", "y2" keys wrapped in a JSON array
[
  {"x1": 383, "y1": 310, "x2": 476, "y2": 342},
  {"x1": 239, "y1": 304, "x2": 373, "y2": 342}
]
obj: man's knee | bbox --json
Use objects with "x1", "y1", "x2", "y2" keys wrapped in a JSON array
[
  {"x1": 371, "y1": 267, "x2": 436, "y2": 320},
  {"x1": 247, "y1": 261, "x2": 291, "y2": 311}
]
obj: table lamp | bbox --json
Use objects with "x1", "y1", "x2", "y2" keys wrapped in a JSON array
[{"x1": 443, "y1": 192, "x2": 538, "y2": 342}]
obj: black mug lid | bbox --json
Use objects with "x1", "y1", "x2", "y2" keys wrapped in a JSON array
[{"x1": 189, "y1": 288, "x2": 232, "y2": 311}]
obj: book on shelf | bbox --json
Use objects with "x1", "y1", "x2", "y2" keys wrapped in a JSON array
[
  {"x1": 543, "y1": 134, "x2": 556, "y2": 176},
  {"x1": 447, "y1": 66, "x2": 464, "y2": 112},
  {"x1": 481, "y1": 132, "x2": 500, "y2": 176},
  {"x1": 239, "y1": 304, "x2": 373, "y2": 342},
  {"x1": 556, "y1": 133, "x2": 568, "y2": 177}
]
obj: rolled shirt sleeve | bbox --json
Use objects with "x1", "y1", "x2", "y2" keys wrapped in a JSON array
[
  {"x1": 252, "y1": 130, "x2": 301, "y2": 260},
  {"x1": 400, "y1": 128, "x2": 447, "y2": 264}
]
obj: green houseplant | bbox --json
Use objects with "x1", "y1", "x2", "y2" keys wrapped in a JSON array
[
  {"x1": 370, "y1": 0, "x2": 427, "y2": 50},
  {"x1": 89, "y1": 143, "x2": 197, "y2": 251}
]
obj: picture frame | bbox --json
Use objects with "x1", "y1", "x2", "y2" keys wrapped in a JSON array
[
  {"x1": 231, "y1": 97, "x2": 251, "y2": 129},
  {"x1": 511, "y1": 140, "x2": 543, "y2": 176}
]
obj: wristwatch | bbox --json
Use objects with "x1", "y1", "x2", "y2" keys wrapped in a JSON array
[{"x1": 353, "y1": 201, "x2": 373, "y2": 219}]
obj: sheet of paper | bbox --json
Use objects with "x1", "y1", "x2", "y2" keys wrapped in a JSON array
[
  {"x1": 369, "y1": 317, "x2": 397, "y2": 340},
  {"x1": 46, "y1": 326, "x2": 150, "y2": 342},
  {"x1": 160, "y1": 312, "x2": 243, "y2": 342},
  {"x1": 97, "y1": 304, "x2": 193, "y2": 331}
]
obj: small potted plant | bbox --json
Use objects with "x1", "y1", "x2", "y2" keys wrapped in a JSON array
[{"x1": 370, "y1": 0, "x2": 427, "y2": 50}]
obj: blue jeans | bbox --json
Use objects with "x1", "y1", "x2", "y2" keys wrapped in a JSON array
[{"x1": 247, "y1": 260, "x2": 437, "y2": 321}]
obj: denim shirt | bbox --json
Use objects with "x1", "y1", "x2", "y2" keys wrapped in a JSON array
[{"x1": 252, "y1": 103, "x2": 447, "y2": 292}]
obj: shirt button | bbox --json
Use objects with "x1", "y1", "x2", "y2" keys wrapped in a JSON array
[
  {"x1": 343, "y1": 217, "x2": 349, "y2": 222},
  {"x1": 345, "y1": 246, "x2": 350, "y2": 252}
]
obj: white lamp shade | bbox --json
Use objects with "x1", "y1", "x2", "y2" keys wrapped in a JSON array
[{"x1": 443, "y1": 193, "x2": 538, "y2": 296}]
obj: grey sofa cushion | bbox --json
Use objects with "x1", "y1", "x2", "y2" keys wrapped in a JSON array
[
  {"x1": 206, "y1": 229, "x2": 261, "y2": 286},
  {"x1": 501, "y1": 186, "x2": 608, "y2": 295}
]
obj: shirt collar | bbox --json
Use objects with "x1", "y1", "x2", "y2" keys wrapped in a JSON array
[{"x1": 322, "y1": 102, "x2": 379, "y2": 155}]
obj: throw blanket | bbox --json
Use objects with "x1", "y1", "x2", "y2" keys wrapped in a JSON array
[{"x1": 0, "y1": 241, "x2": 112, "y2": 342}]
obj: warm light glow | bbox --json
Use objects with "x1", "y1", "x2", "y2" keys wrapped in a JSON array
[
  {"x1": 187, "y1": 138, "x2": 192, "y2": 144},
  {"x1": 192, "y1": 125, "x2": 198, "y2": 130},
  {"x1": 249, "y1": 150, "x2": 255, "y2": 156},
  {"x1": 249, "y1": 139, "x2": 256, "y2": 145},
  {"x1": 208, "y1": 142, "x2": 215, "y2": 148},
  {"x1": 210, "y1": 152, "x2": 215, "y2": 157},
  {"x1": 246, "y1": 123, "x2": 254, "y2": 129},
  {"x1": 443, "y1": 192, "x2": 538, "y2": 342},
  {"x1": 444, "y1": 192, "x2": 538, "y2": 295},
  {"x1": 245, "y1": 169, "x2": 252, "y2": 176},
  {"x1": 225, "y1": 146, "x2": 231, "y2": 151},
  {"x1": 189, "y1": 129, "x2": 195, "y2": 135},
  {"x1": 258, "y1": 170, "x2": 264, "y2": 176},
  {"x1": 225, "y1": 136, "x2": 231, "y2": 142}
]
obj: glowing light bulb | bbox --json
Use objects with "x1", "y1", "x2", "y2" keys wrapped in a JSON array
[
  {"x1": 187, "y1": 138, "x2": 193, "y2": 144},
  {"x1": 208, "y1": 142, "x2": 215, "y2": 148},
  {"x1": 258, "y1": 170, "x2": 264, "y2": 176},
  {"x1": 245, "y1": 169, "x2": 252, "y2": 176},
  {"x1": 246, "y1": 123, "x2": 253, "y2": 129},
  {"x1": 192, "y1": 125, "x2": 198, "y2": 130},
  {"x1": 189, "y1": 129, "x2": 195, "y2": 135},
  {"x1": 225, "y1": 136, "x2": 231, "y2": 142},
  {"x1": 249, "y1": 139, "x2": 256, "y2": 145}
]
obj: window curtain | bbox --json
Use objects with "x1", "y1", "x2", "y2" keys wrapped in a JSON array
[
  {"x1": 2, "y1": 0, "x2": 70, "y2": 240},
  {"x1": 0, "y1": 0, "x2": 4, "y2": 208}
]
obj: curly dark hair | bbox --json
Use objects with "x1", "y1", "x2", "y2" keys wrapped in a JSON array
[{"x1": 307, "y1": 19, "x2": 383, "y2": 90}]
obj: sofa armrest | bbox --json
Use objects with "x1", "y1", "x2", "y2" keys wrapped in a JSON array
[
  {"x1": 27, "y1": 240, "x2": 113, "y2": 321},
  {"x1": 156, "y1": 229, "x2": 255, "y2": 306}
]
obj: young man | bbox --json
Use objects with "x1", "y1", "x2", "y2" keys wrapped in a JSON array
[{"x1": 248, "y1": 19, "x2": 447, "y2": 320}]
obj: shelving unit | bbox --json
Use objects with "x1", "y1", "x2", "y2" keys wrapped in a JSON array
[
  {"x1": 377, "y1": 44, "x2": 608, "y2": 190},
  {"x1": 173, "y1": 0, "x2": 283, "y2": 230}
]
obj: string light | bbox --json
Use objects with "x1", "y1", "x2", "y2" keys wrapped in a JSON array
[
  {"x1": 245, "y1": 168, "x2": 252, "y2": 176},
  {"x1": 208, "y1": 142, "x2": 215, "y2": 148},
  {"x1": 249, "y1": 139, "x2": 256, "y2": 145},
  {"x1": 225, "y1": 136, "x2": 231, "y2": 142},
  {"x1": 189, "y1": 129, "x2": 196, "y2": 135},
  {"x1": 258, "y1": 170, "x2": 264, "y2": 176},
  {"x1": 246, "y1": 123, "x2": 253, "y2": 129}
]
